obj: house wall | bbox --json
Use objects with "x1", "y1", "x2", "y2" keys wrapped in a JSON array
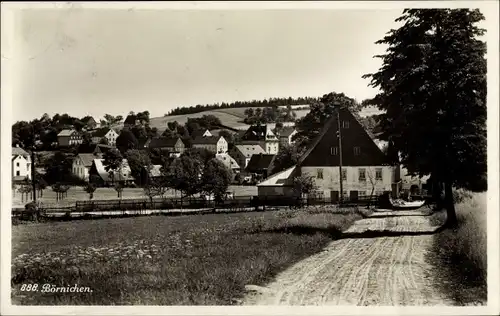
[
  {"x1": 58, "y1": 136, "x2": 70, "y2": 147},
  {"x1": 257, "y1": 186, "x2": 294, "y2": 197},
  {"x1": 72, "y1": 158, "x2": 89, "y2": 181},
  {"x1": 301, "y1": 165, "x2": 394, "y2": 198},
  {"x1": 12, "y1": 155, "x2": 31, "y2": 179},
  {"x1": 217, "y1": 138, "x2": 228, "y2": 153},
  {"x1": 175, "y1": 139, "x2": 185, "y2": 153},
  {"x1": 105, "y1": 130, "x2": 118, "y2": 146},
  {"x1": 192, "y1": 144, "x2": 217, "y2": 152},
  {"x1": 265, "y1": 141, "x2": 279, "y2": 155},
  {"x1": 69, "y1": 134, "x2": 83, "y2": 146}
]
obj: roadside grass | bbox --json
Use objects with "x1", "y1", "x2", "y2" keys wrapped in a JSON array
[
  {"x1": 429, "y1": 191, "x2": 487, "y2": 305},
  {"x1": 12, "y1": 206, "x2": 362, "y2": 305}
]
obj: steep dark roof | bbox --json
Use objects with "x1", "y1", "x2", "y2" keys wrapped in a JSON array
[
  {"x1": 192, "y1": 136, "x2": 220, "y2": 145},
  {"x1": 279, "y1": 126, "x2": 296, "y2": 137},
  {"x1": 246, "y1": 154, "x2": 275, "y2": 172},
  {"x1": 242, "y1": 125, "x2": 267, "y2": 141},
  {"x1": 124, "y1": 114, "x2": 137, "y2": 125},
  {"x1": 149, "y1": 137, "x2": 181, "y2": 149},
  {"x1": 92, "y1": 127, "x2": 111, "y2": 137},
  {"x1": 297, "y1": 107, "x2": 390, "y2": 167},
  {"x1": 81, "y1": 116, "x2": 96, "y2": 124}
]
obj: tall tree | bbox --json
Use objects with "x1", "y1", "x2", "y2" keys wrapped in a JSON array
[
  {"x1": 269, "y1": 143, "x2": 305, "y2": 175},
  {"x1": 362, "y1": 9, "x2": 487, "y2": 226},
  {"x1": 293, "y1": 92, "x2": 360, "y2": 148},
  {"x1": 201, "y1": 158, "x2": 233, "y2": 202},
  {"x1": 125, "y1": 149, "x2": 151, "y2": 184},
  {"x1": 116, "y1": 129, "x2": 139, "y2": 154},
  {"x1": 103, "y1": 148, "x2": 123, "y2": 184}
]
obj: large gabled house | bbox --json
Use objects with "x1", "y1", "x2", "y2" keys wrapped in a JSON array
[
  {"x1": 57, "y1": 129, "x2": 83, "y2": 147},
  {"x1": 240, "y1": 124, "x2": 279, "y2": 154},
  {"x1": 215, "y1": 153, "x2": 240, "y2": 174},
  {"x1": 257, "y1": 107, "x2": 399, "y2": 201}
]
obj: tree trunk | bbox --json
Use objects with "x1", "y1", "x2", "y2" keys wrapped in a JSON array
[
  {"x1": 444, "y1": 181, "x2": 458, "y2": 227},
  {"x1": 432, "y1": 180, "x2": 444, "y2": 211}
]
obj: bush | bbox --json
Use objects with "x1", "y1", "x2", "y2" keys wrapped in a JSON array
[{"x1": 453, "y1": 188, "x2": 474, "y2": 204}]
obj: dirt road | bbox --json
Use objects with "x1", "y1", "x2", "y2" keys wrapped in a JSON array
[{"x1": 243, "y1": 209, "x2": 454, "y2": 306}]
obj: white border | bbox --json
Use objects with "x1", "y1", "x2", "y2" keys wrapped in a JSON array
[{"x1": 1, "y1": 1, "x2": 499, "y2": 315}]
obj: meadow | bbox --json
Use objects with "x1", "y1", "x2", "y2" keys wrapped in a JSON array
[
  {"x1": 12, "y1": 185, "x2": 258, "y2": 208},
  {"x1": 430, "y1": 190, "x2": 487, "y2": 305},
  {"x1": 11, "y1": 206, "x2": 366, "y2": 305}
]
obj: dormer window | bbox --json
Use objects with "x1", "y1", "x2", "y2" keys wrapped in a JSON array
[{"x1": 342, "y1": 121, "x2": 350, "y2": 128}]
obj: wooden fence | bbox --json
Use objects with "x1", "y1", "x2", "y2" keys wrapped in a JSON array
[{"x1": 12, "y1": 194, "x2": 381, "y2": 222}]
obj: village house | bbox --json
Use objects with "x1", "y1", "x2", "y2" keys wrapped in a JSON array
[
  {"x1": 57, "y1": 129, "x2": 83, "y2": 147},
  {"x1": 191, "y1": 136, "x2": 228, "y2": 154},
  {"x1": 278, "y1": 126, "x2": 297, "y2": 147},
  {"x1": 91, "y1": 127, "x2": 119, "y2": 146},
  {"x1": 240, "y1": 124, "x2": 279, "y2": 154},
  {"x1": 149, "y1": 137, "x2": 185, "y2": 157},
  {"x1": 72, "y1": 153, "x2": 103, "y2": 181},
  {"x1": 245, "y1": 153, "x2": 276, "y2": 180},
  {"x1": 88, "y1": 158, "x2": 135, "y2": 186},
  {"x1": 229, "y1": 144, "x2": 266, "y2": 169},
  {"x1": 12, "y1": 146, "x2": 32, "y2": 182},
  {"x1": 139, "y1": 164, "x2": 163, "y2": 186},
  {"x1": 215, "y1": 153, "x2": 240, "y2": 174},
  {"x1": 257, "y1": 107, "x2": 399, "y2": 201},
  {"x1": 81, "y1": 116, "x2": 98, "y2": 130},
  {"x1": 123, "y1": 114, "x2": 140, "y2": 129}
]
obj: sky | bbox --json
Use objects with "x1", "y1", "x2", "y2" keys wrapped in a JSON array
[{"x1": 10, "y1": 4, "x2": 495, "y2": 123}]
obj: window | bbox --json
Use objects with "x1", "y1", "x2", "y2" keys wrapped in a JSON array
[
  {"x1": 354, "y1": 147, "x2": 361, "y2": 155},
  {"x1": 359, "y1": 191, "x2": 367, "y2": 197},
  {"x1": 341, "y1": 168, "x2": 347, "y2": 180},
  {"x1": 317, "y1": 168, "x2": 324, "y2": 179},
  {"x1": 342, "y1": 121, "x2": 350, "y2": 128},
  {"x1": 376, "y1": 168, "x2": 383, "y2": 180},
  {"x1": 359, "y1": 168, "x2": 366, "y2": 181},
  {"x1": 16, "y1": 162, "x2": 20, "y2": 167},
  {"x1": 16, "y1": 171, "x2": 20, "y2": 176},
  {"x1": 330, "y1": 147, "x2": 339, "y2": 155}
]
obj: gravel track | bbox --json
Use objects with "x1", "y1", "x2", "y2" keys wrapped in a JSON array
[{"x1": 242, "y1": 209, "x2": 453, "y2": 306}]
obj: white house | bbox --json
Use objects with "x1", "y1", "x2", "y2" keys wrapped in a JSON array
[
  {"x1": 192, "y1": 136, "x2": 228, "y2": 154},
  {"x1": 278, "y1": 126, "x2": 297, "y2": 147},
  {"x1": 229, "y1": 144, "x2": 266, "y2": 169},
  {"x1": 91, "y1": 128, "x2": 119, "y2": 146},
  {"x1": 72, "y1": 153, "x2": 102, "y2": 181},
  {"x1": 215, "y1": 153, "x2": 240, "y2": 173},
  {"x1": 12, "y1": 146, "x2": 32, "y2": 182}
]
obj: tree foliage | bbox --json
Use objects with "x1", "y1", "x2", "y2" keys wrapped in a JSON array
[
  {"x1": 116, "y1": 129, "x2": 139, "y2": 154},
  {"x1": 269, "y1": 143, "x2": 305, "y2": 175},
  {"x1": 125, "y1": 149, "x2": 151, "y2": 184},
  {"x1": 292, "y1": 175, "x2": 318, "y2": 198},
  {"x1": 293, "y1": 92, "x2": 363, "y2": 148},
  {"x1": 201, "y1": 158, "x2": 233, "y2": 202},
  {"x1": 362, "y1": 9, "x2": 487, "y2": 224}
]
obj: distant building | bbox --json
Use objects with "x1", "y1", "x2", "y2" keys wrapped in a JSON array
[
  {"x1": 72, "y1": 153, "x2": 103, "y2": 181},
  {"x1": 191, "y1": 136, "x2": 228, "y2": 154},
  {"x1": 215, "y1": 153, "x2": 240, "y2": 174},
  {"x1": 91, "y1": 127, "x2": 119, "y2": 146},
  {"x1": 57, "y1": 129, "x2": 83, "y2": 147},
  {"x1": 139, "y1": 164, "x2": 163, "y2": 185},
  {"x1": 229, "y1": 144, "x2": 265, "y2": 169},
  {"x1": 240, "y1": 124, "x2": 279, "y2": 154},
  {"x1": 149, "y1": 137, "x2": 185, "y2": 157},
  {"x1": 88, "y1": 158, "x2": 134, "y2": 186},
  {"x1": 278, "y1": 126, "x2": 297, "y2": 147},
  {"x1": 12, "y1": 146, "x2": 32, "y2": 182},
  {"x1": 81, "y1": 116, "x2": 98, "y2": 130}
]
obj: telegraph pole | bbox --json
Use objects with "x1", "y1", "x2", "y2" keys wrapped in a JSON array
[
  {"x1": 30, "y1": 146, "x2": 37, "y2": 203},
  {"x1": 337, "y1": 109, "x2": 343, "y2": 205}
]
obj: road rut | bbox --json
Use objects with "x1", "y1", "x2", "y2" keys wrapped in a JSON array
[{"x1": 242, "y1": 208, "x2": 453, "y2": 305}]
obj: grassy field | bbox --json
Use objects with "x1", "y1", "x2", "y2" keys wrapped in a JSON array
[
  {"x1": 12, "y1": 185, "x2": 257, "y2": 208},
  {"x1": 11, "y1": 207, "x2": 366, "y2": 305},
  {"x1": 430, "y1": 190, "x2": 487, "y2": 305}
]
